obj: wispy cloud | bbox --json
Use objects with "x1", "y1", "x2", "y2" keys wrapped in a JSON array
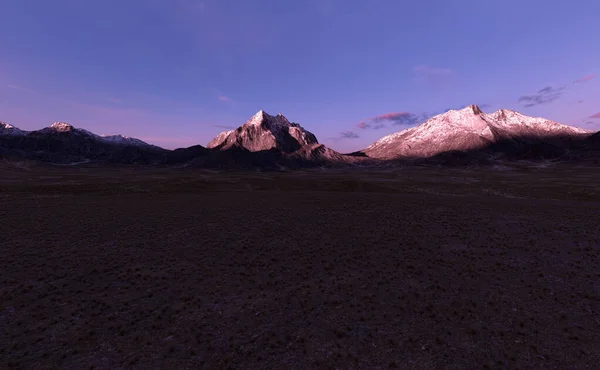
[
  {"x1": 518, "y1": 85, "x2": 565, "y2": 107},
  {"x1": 212, "y1": 124, "x2": 236, "y2": 130},
  {"x1": 518, "y1": 73, "x2": 595, "y2": 108},
  {"x1": 339, "y1": 131, "x2": 359, "y2": 139},
  {"x1": 357, "y1": 110, "x2": 441, "y2": 131},
  {"x1": 6, "y1": 84, "x2": 35, "y2": 93},
  {"x1": 356, "y1": 121, "x2": 385, "y2": 130},
  {"x1": 372, "y1": 112, "x2": 430, "y2": 125},
  {"x1": 218, "y1": 95, "x2": 232, "y2": 103},
  {"x1": 574, "y1": 75, "x2": 595, "y2": 83},
  {"x1": 590, "y1": 112, "x2": 600, "y2": 119}
]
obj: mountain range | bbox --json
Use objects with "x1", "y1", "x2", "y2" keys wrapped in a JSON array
[{"x1": 1, "y1": 106, "x2": 598, "y2": 168}]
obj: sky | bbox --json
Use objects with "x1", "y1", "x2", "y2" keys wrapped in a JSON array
[{"x1": 1, "y1": 0, "x2": 599, "y2": 152}]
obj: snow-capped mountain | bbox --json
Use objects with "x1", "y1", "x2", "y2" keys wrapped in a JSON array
[
  {"x1": 32, "y1": 122, "x2": 153, "y2": 146},
  {"x1": 0, "y1": 120, "x2": 168, "y2": 164},
  {"x1": 35, "y1": 122, "x2": 99, "y2": 137},
  {"x1": 0, "y1": 121, "x2": 26, "y2": 136},
  {"x1": 363, "y1": 105, "x2": 591, "y2": 159},
  {"x1": 207, "y1": 110, "x2": 319, "y2": 152}
]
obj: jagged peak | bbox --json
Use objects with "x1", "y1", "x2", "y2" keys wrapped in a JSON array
[
  {"x1": 207, "y1": 110, "x2": 318, "y2": 151},
  {"x1": 245, "y1": 109, "x2": 295, "y2": 128},
  {"x1": 247, "y1": 109, "x2": 268, "y2": 125}
]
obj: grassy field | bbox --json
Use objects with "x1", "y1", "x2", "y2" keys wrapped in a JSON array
[{"x1": 1, "y1": 162, "x2": 600, "y2": 369}]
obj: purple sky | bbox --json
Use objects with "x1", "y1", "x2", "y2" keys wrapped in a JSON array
[{"x1": 1, "y1": 0, "x2": 599, "y2": 152}]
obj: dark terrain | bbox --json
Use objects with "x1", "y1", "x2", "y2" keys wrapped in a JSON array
[{"x1": 1, "y1": 161, "x2": 599, "y2": 369}]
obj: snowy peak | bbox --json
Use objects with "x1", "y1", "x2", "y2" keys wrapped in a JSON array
[
  {"x1": 37, "y1": 121, "x2": 96, "y2": 137},
  {"x1": 49, "y1": 121, "x2": 75, "y2": 132},
  {"x1": 245, "y1": 110, "x2": 292, "y2": 128},
  {"x1": 248, "y1": 110, "x2": 266, "y2": 125},
  {"x1": 364, "y1": 105, "x2": 592, "y2": 159},
  {"x1": 207, "y1": 110, "x2": 319, "y2": 152},
  {"x1": 0, "y1": 121, "x2": 25, "y2": 136}
]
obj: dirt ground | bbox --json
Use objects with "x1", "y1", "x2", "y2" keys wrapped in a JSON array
[{"x1": 1, "y1": 162, "x2": 599, "y2": 369}]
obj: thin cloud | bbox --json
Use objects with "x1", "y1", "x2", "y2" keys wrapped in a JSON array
[
  {"x1": 358, "y1": 111, "x2": 432, "y2": 130},
  {"x1": 590, "y1": 112, "x2": 600, "y2": 119},
  {"x1": 212, "y1": 124, "x2": 236, "y2": 130},
  {"x1": 518, "y1": 85, "x2": 565, "y2": 107},
  {"x1": 574, "y1": 75, "x2": 595, "y2": 83},
  {"x1": 373, "y1": 112, "x2": 410, "y2": 123},
  {"x1": 218, "y1": 95, "x2": 232, "y2": 102},
  {"x1": 6, "y1": 84, "x2": 35, "y2": 93},
  {"x1": 413, "y1": 65, "x2": 453, "y2": 77},
  {"x1": 380, "y1": 112, "x2": 430, "y2": 126},
  {"x1": 356, "y1": 121, "x2": 385, "y2": 130},
  {"x1": 339, "y1": 131, "x2": 359, "y2": 139}
]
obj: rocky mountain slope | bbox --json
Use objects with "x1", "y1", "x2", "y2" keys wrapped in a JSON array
[{"x1": 362, "y1": 105, "x2": 591, "y2": 160}]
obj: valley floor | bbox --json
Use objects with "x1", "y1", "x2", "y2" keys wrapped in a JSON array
[{"x1": 1, "y1": 163, "x2": 600, "y2": 369}]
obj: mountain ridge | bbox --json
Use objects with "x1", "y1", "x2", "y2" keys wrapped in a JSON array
[{"x1": 0, "y1": 106, "x2": 598, "y2": 167}]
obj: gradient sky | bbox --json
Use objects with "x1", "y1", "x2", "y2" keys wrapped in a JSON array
[{"x1": 1, "y1": 0, "x2": 599, "y2": 152}]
